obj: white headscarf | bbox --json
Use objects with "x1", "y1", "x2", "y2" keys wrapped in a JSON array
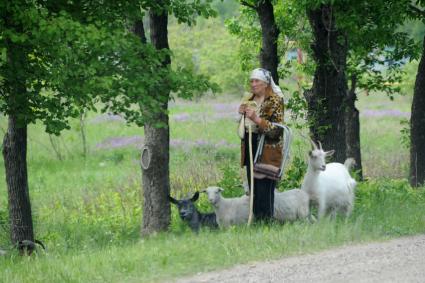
[{"x1": 250, "y1": 68, "x2": 284, "y2": 98}]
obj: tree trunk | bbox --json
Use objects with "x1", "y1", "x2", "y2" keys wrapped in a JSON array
[
  {"x1": 140, "y1": 6, "x2": 171, "y2": 236},
  {"x1": 3, "y1": 115, "x2": 34, "y2": 244},
  {"x1": 3, "y1": 33, "x2": 34, "y2": 246},
  {"x1": 79, "y1": 111, "x2": 87, "y2": 158},
  {"x1": 305, "y1": 5, "x2": 348, "y2": 163},
  {"x1": 345, "y1": 75, "x2": 363, "y2": 180},
  {"x1": 131, "y1": 19, "x2": 147, "y2": 44},
  {"x1": 410, "y1": 36, "x2": 425, "y2": 187},
  {"x1": 257, "y1": 0, "x2": 280, "y2": 83}
]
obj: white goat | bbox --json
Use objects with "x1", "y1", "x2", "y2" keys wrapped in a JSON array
[
  {"x1": 301, "y1": 141, "x2": 357, "y2": 219},
  {"x1": 203, "y1": 186, "x2": 249, "y2": 228},
  {"x1": 274, "y1": 189, "x2": 311, "y2": 222},
  {"x1": 213, "y1": 183, "x2": 310, "y2": 224}
]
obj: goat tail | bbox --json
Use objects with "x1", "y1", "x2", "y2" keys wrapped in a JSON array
[
  {"x1": 344, "y1": 158, "x2": 357, "y2": 195},
  {"x1": 344, "y1": 158, "x2": 356, "y2": 171},
  {"x1": 347, "y1": 178, "x2": 357, "y2": 193}
]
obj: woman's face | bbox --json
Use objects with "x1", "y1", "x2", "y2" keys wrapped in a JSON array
[{"x1": 250, "y1": 79, "x2": 268, "y2": 96}]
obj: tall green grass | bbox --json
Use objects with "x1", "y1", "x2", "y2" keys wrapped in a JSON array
[{"x1": 1, "y1": 180, "x2": 424, "y2": 283}]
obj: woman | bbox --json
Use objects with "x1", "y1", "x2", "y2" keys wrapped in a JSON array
[{"x1": 238, "y1": 68, "x2": 284, "y2": 222}]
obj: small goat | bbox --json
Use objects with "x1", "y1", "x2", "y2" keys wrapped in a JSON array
[
  {"x1": 243, "y1": 182, "x2": 311, "y2": 223},
  {"x1": 168, "y1": 192, "x2": 218, "y2": 232},
  {"x1": 274, "y1": 189, "x2": 311, "y2": 223},
  {"x1": 301, "y1": 140, "x2": 357, "y2": 219},
  {"x1": 203, "y1": 186, "x2": 250, "y2": 228}
]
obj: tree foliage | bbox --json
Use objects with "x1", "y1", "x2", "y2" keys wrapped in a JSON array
[
  {"x1": 227, "y1": 0, "x2": 419, "y2": 96},
  {"x1": 0, "y1": 0, "x2": 217, "y2": 135},
  {"x1": 170, "y1": 17, "x2": 244, "y2": 94},
  {"x1": 290, "y1": 0, "x2": 419, "y2": 97},
  {"x1": 226, "y1": 0, "x2": 306, "y2": 80}
]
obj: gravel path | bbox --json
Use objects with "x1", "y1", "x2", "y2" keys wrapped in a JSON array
[{"x1": 174, "y1": 234, "x2": 425, "y2": 283}]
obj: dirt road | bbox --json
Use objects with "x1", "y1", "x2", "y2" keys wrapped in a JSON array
[{"x1": 174, "y1": 234, "x2": 425, "y2": 283}]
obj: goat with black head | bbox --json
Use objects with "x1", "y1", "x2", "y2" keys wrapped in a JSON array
[{"x1": 168, "y1": 192, "x2": 218, "y2": 232}]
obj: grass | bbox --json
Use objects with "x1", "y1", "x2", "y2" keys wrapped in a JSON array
[
  {"x1": 0, "y1": 90, "x2": 424, "y2": 282},
  {"x1": 357, "y1": 92, "x2": 412, "y2": 178},
  {"x1": 2, "y1": 182, "x2": 425, "y2": 283}
]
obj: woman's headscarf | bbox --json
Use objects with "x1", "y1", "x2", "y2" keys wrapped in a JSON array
[{"x1": 249, "y1": 68, "x2": 284, "y2": 98}]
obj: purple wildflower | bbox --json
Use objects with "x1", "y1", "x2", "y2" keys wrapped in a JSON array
[
  {"x1": 95, "y1": 136, "x2": 144, "y2": 149},
  {"x1": 96, "y1": 136, "x2": 238, "y2": 150},
  {"x1": 361, "y1": 109, "x2": 410, "y2": 118},
  {"x1": 172, "y1": 113, "x2": 191, "y2": 122},
  {"x1": 89, "y1": 114, "x2": 125, "y2": 124}
]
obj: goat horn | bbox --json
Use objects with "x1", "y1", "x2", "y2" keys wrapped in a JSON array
[
  {"x1": 310, "y1": 139, "x2": 318, "y2": 150},
  {"x1": 318, "y1": 141, "x2": 323, "y2": 150}
]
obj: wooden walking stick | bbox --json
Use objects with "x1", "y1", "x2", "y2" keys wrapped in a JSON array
[
  {"x1": 247, "y1": 122, "x2": 255, "y2": 225},
  {"x1": 244, "y1": 101, "x2": 257, "y2": 226}
]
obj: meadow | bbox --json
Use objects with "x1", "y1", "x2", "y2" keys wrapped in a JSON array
[{"x1": 0, "y1": 86, "x2": 424, "y2": 282}]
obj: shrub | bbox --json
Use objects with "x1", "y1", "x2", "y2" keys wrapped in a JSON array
[
  {"x1": 278, "y1": 155, "x2": 307, "y2": 191},
  {"x1": 216, "y1": 163, "x2": 245, "y2": 198}
]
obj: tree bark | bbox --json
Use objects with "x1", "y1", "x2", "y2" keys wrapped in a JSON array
[
  {"x1": 257, "y1": 0, "x2": 280, "y2": 83},
  {"x1": 3, "y1": 116, "x2": 34, "y2": 244},
  {"x1": 140, "y1": 6, "x2": 171, "y2": 236},
  {"x1": 345, "y1": 75, "x2": 363, "y2": 180},
  {"x1": 305, "y1": 5, "x2": 348, "y2": 163},
  {"x1": 131, "y1": 19, "x2": 147, "y2": 44},
  {"x1": 3, "y1": 33, "x2": 34, "y2": 246},
  {"x1": 410, "y1": 36, "x2": 425, "y2": 187}
]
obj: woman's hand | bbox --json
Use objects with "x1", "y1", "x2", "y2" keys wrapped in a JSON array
[
  {"x1": 245, "y1": 107, "x2": 261, "y2": 124},
  {"x1": 238, "y1": 104, "x2": 247, "y2": 115}
]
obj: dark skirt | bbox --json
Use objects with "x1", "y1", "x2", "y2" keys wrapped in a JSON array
[{"x1": 244, "y1": 133, "x2": 276, "y2": 221}]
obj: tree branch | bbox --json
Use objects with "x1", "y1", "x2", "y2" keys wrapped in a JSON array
[{"x1": 240, "y1": 0, "x2": 257, "y2": 10}]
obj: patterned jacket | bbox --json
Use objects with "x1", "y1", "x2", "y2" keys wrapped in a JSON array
[{"x1": 240, "y1": 91, "x2": 285, "y2": 168}]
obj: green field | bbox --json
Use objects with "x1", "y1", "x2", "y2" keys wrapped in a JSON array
[
  {"x1": 2, "y1": 0, "x2": 425, "y2": 282},
  {"x1": 0, "y1": 87, "x2": 424, "y2": 282}
]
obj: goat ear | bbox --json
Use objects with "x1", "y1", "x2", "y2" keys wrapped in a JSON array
[
  {"x1": 191, "y1": 191, "x2": 199, "y2": 202},
  {"x1": 325, "y1": 150, "x2": 335, "y2": 157},
  {"x1": 168, "y1": 195, "x2": 178, "y2": 204},
  {"x1": 218, "y1": 187, "x2": 224, "y2": 192}
]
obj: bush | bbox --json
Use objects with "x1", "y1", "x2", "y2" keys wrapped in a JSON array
[
  {"x1": 355, "y1": 179, "x2": 425, "y2": 209},
  {"x1": 352, "y1": 179, "x2": 425, "y2": 236},
  {"x1": 278, "y1": 155, "x2": 307, "y2": 191},
  {"x1": 216, "y1": 163, "x2": 245, "y2": 197}
]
